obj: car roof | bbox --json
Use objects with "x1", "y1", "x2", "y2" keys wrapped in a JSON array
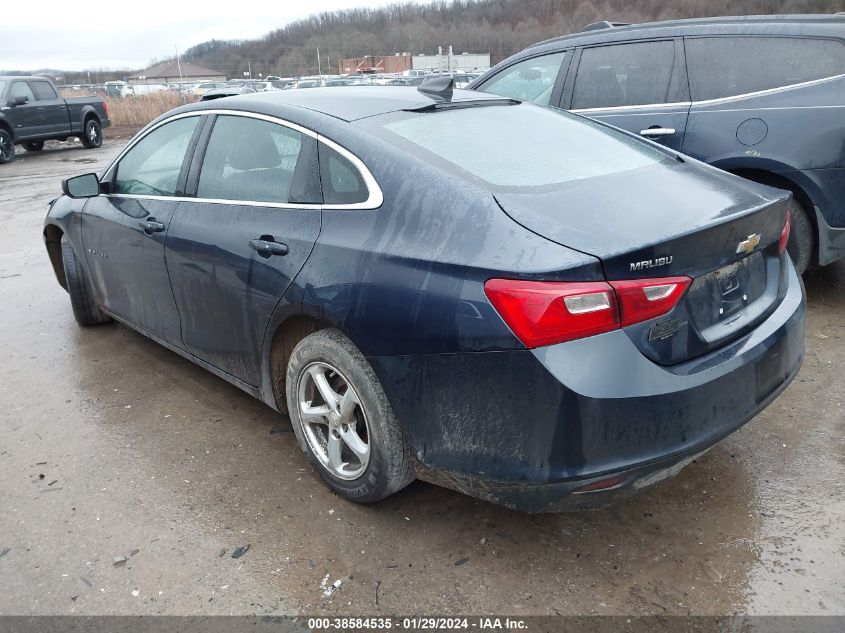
[
  {"x1": 182, "y1": 85, "x2": 506, "y2": 122},
  {"x1": 0, "y1": 76, "x2": 51, "y2": 81},
  {"x1": 527, "y1": 14, "x2": 845, "y2": 50}
]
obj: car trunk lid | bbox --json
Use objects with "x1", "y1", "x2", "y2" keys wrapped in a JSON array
[{"x1": 494, "y1": 162, "x2": 791, "y2": 364}]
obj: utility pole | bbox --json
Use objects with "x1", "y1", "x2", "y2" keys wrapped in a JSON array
[
  {"x1": 448, "y1": 45, "x2": 453, "y2": 75},
  {"x1": 317, "y1": 45, "x2": 322, "y2": 81},
  {"x1": 175, "y1": 45, "x2": 184, "y2": 103},
  {"x1": 248, "y1": 60, "x2": 252, "y2": 78},
  {"x1": 175, "y1": 45, "x2": 183, "y2": 82}
]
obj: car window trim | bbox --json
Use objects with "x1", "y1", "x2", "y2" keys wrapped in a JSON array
[
  {"x1": 683, "y1": 34, "x2": 845, "y2": 103},
  {"x1": 571, "y1": 101, "x2": 693, "y2": 113},
  {"x1": 566, "y1": 37, "x2": 683, "y2": 111},
  {"x1": 102, "y1": 109, "x2": 384, "y2": 210}
]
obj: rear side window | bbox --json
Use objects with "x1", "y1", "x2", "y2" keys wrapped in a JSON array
[
  {"x1": 364, "y1": 104, "x2": 671, "y2": 190},
  {"x1": 319, "y1": 144, "x2": 368, "y2": 205},
  {"x1": 572, "y1": 41, "x2": 677, "y2": 109},
  {"x1": 197, "y1": 115, "x2": 303, "y2": 204},
  {"x1": 114, "y1": 117, "x2": 199, "y2": 196},
  {"x1": 686, "y1": 36, "x2": 845, "y2": 101},
  {"x1": 31, "y1": 81, "x2": 58, "y2": 100},
  {"x1": 10, "y1": 81, "x2": 35, "y2": 103},
  {"x1": 477, "y1": 52, "x2": 565, "y2": 105}
]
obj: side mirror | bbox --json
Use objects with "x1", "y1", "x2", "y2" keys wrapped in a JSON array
[
  {"x1": 62, "y1": 173, "x2": 101, "y2": 199},
  {"x1": 12, "y1": 95, "x2": 28, "y2": 106}
]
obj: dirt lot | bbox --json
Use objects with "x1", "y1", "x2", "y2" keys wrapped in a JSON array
[{"x1": 0, "y1": 139, "x2": 843, "y2": 617}]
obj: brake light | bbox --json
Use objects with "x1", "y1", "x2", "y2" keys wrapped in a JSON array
[
  {"x1": 483, "y1": 279, "x2": 619, "y2": 347},
  {"x1": 484, "y1": 276, "x2": 691, "y2": 348},
  {"x1": 609, "y1": 276, "x2": 692, "y2": 327},
  {"x1": 779, "y1": 212, "x2": 791, "y2": 254}
]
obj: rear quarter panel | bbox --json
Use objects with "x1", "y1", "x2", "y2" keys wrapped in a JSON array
[
  {"x1": 64, "y1": 97, "x2": 110, "y2": 132},
  {"x1": 287, "y1": 126, "x2": 604, "y2": 358}
]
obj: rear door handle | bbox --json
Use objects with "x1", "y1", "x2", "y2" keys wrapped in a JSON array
[
  {"x1": 249, "y1": 239, "x2": 288, "y2": 257},
  {"x1": 639, "y1": 127, "x2": 676, "y2": 137},
  {"x1": 139, "y1": 219, "x2": 165, "y2": 233}
]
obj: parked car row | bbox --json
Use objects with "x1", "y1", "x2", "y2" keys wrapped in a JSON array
[{"x1": 61, "y1": 70, "x2": 485, "y2": 99}]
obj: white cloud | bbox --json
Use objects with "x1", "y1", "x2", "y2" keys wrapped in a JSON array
[{"x1": 1, "y1": 0, "x2": 416, "y2": 70}]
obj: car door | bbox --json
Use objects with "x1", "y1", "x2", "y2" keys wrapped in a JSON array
[
  {"x1": 81, "y1": 114, "x2": 204, "y2": 345},
  {"x1": 28, "y1": 80, "x2": 70, "y2": 136},
  {"x1": 564, "y1": 39, "x2": 690, "y2": 151},
  {"x1": 681, "y1": 35, "x2": 845, "y2": 169},
  {"x1": 164, "y1": 113, "x2": 323, "y2": 386},
  {"x1": 6, "y1": 81, "x2": 41, "y2": 139},
  {"x1": 473, "y1": 49, "x2": 571, "y2": 108}
]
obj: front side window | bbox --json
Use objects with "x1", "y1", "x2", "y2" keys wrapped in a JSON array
[
  {"x1": 572, "y1": 41, "x2": 677, "y2": 109},
  {"x1": 31, "y1": 81, "x2": 58, "y2": 100},
  {"x1": 11, "y1": 81, "x2": 35, "y2": 103},
  {"x1": 197, "y1": 115, "x2": 304, "y2": 204},
  {"x1": 114, "y1": 116, "x2": 199, "y2": 196},
  {"x1": 686, "y1": 36, "x2": 845, "y2": 101},
  {"x1": 477, "y1": 52, "x2": 565, "y2": 105},
  {"x1": 363, "y1": 103, "x2": 671, "y2": 190}
]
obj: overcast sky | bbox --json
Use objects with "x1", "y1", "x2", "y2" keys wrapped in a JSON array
[{"x1": 1, "y1": 0, "x2": 419, "y2": 71}]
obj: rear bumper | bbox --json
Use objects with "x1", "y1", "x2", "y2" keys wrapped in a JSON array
[{"x1": 370, "y1": 262, "x2": 805, "y2": 512}]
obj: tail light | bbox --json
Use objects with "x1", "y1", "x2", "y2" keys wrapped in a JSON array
[
  {"x1": 779, "y1": 212, "x2": 791, "y2": 254},
  {"x1": 609, "y1": 277, "x2": 691, "y2": 327},
  {"x1": 484, "y1": 276, "x2": 692, "y2": 348}
]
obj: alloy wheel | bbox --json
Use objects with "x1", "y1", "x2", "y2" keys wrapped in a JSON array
[
  {"x1": 297, "y1": 361, "x2": 371, "y2": 480},
  {"x1": 0, "y1": 133, "x2": 11, "y2": 160},
  {"x1": 87, "y1": 122, "x2": 100, "y2": 144}
]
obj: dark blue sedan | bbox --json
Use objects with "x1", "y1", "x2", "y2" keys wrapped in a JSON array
[{"x1": 43, "y1": 85, "x2": 805, "y2": 512}]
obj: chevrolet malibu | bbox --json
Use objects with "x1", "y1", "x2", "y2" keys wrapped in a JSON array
[{"x1": 43, "y1": 85, "x2": 805, "y2": 512}]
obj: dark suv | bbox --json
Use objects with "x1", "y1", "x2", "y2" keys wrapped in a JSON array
[{"x1": 471, "y1": 15, "x2": 845, "y2": 273}]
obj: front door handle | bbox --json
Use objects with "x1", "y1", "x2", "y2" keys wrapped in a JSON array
[
  {"x1": 139, "y1": 219, "x2": 165, "y2": 233},
  {"x1": 639, "y1": 127, "x2": 676, "y2": 138},
  {"x1": 249, "y1": 239, "x2": 288, "y2": 257}
]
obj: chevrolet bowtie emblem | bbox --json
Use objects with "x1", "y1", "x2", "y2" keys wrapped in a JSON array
[{"x1": 736, "y1": 233, "x2": 762, "y2": 255}]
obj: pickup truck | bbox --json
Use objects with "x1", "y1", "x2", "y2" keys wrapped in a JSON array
[{"x1": 0, "y1": 76, "x2": 110, "y2": 164}]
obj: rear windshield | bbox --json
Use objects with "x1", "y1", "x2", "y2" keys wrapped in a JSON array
[{"x1": 358, "y1": 103, "x2": 673, "y2": 190}]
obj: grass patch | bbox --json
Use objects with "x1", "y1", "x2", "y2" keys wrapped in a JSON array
[{"x1": 103, "y1": 92, "x2": 197, "y2": 127}]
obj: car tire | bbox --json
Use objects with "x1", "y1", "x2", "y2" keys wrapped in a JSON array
[
  {"x1": 60, "y1": 236, "x2": 111, "y2": 326},
  {"x1": 286, "y1": 328, "x2": 414, "y2": 503},
  {"x1": 0, "y1": 129, "x2": 15, "y2": 164},
  {"x1": 786, "y1": 199, "x2": 813, "y2": 275},
  {"x1": 80, "y1": 118, "x2": 102, "y2": 149},
  {"x1": 24, "y1": 140, "x2": 45, "y2": 152}
]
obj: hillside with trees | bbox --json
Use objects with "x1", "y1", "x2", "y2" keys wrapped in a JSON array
[{"x1": 182, "y1": 0, "x2": 845, "y2": 78}]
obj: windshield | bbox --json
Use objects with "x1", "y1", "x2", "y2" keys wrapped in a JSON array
[
  {"x1": 359, "y1": 103, "x2": 674, "y2": 190},
  {"x1": 0, "y1": 81, "x2": 6, "y2": 95}
]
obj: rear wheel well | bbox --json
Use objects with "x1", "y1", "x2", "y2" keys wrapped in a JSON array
[
  {"x1": 728, "y1": 168, "x2": 818, "y2": 262},
  {"x1": 269, "y1": 315, "x2": 327, "y2": 413},
  {"x1": 44, "y1": 225, "x2": 67, "y2": 290}
]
